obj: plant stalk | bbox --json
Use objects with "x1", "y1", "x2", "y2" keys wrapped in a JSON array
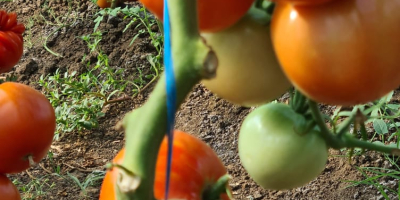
[
  {"x1": 116, "y1": 0, "x2": 217, "y2": 199},
  {"x1": 308, "y1": 100, "x2": 400, "y2": 156},
  {"x1": 308, "y1": 100, "x2": 343, "y2": 148}
]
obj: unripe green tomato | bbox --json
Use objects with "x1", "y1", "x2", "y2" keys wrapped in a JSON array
[
  {"x1": 201, "y1": 13, "x2": 291, "y2": 107},
  {"x1": 239, "y1": 103, "x2": 328, "y2": 190}
]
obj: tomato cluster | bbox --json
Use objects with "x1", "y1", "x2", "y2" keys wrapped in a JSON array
[
  {"x1": 98, "y1": 0, "x2": 400, "y2": 195},
  {"x1": 99, "y1": 130, "x2": 230, "y2": 200},
  {"x1": 0, "y1": 10, "x2": 56, "y2": 199}
]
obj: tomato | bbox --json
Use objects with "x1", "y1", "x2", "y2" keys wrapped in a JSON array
[
  {"x1": 269, "y1": 0, "x2": 334, "y2": 6},
  {"x1": 97, "y1": 0, "x2": 114, "y2": 8},
  {"x1": 0, "y1": 174, "x2": 21, "y2": 200},
  {"x1": 238, "y1": 103, "x2": 328, "y2": 190},
  {"x1": 271, "y1": 0, "x2": 400, "y2": 106},
  {"x1": 99, "y1": 130, "x2": 230, "y2": 200},
  {"x1": 201, "y1": 13, "x2": 291, "y2": 107},
  {"x1": 138, "y1": 0, "x2": 255, "y2": 32},
  {"x1": 96, "y1": 0, "x2": 136, "y2": 8},
  {"x1": 0, "y1": 10, "x2": 25, "y2": 74},
  {"x1": 0, "y1": 82, "x2": 56, "y2": 174}
]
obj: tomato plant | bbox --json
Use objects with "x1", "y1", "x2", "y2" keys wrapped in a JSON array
[
  {"x1": 238, "y1": 103, "x2": 328, "y2": 190},
  {"x1": 271, "y1": 0, "x2": 400, "y2": 106},
  {"x1": 201, "y1": 13, "x2": 291, "y2": 107},
  {"x1": 0, "y1": 82, "x2": 56, "y2": 174},
  {"x1": 99, "y1": 130, "x2": 230, "y2": 200},
  {"x1": 0, "y1": 10, "x2": 25, "y2": 74},
  {"x1": 138, "y1": 0, "x2": 255, "y2": 32},
  {"x1": 0, "y1": 174, "x2": 21, "y2": 200}
]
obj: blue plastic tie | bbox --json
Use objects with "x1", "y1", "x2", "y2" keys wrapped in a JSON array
[{"x1": 163, "y1": 0, "x2": 176, "y2": 199}]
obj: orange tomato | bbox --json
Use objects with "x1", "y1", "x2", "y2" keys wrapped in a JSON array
[
  {"x1": 0, "y1": 82, "x2": 56, "y2": 173},
  {"x1": 0, "y1": 174, "x2": 21, "y2": 200},
  {"x1": 97, "y1": 0, "x2": 114, "y2": 8},
  {"x1": 271, "y1": 0, "x2": 400, "y2": 106},
  {"x1": 138, "y1": 0, "x2": 255, "y2": 32},
  {"x1": 99, "y1": 130, "x2": 230, "y2": 200}
]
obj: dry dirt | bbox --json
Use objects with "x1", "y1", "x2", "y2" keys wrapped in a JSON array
[{"x1": 1, "y1": 1, "x2": 399, "y2": 200}]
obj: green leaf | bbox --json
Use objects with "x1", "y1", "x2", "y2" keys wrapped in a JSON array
[
  {"x1": 373, "y1": 119, "x2": 389, "y2": 135},
  {"x1": 389, "y1": 122, "x2": 400, "y2": 129},
  {"x1": 387, "y1": 104, "x2": 400, "y2": 110}
]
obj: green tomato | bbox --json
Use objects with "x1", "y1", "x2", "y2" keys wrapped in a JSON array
[
  {"x1": 201, "y1": 12, "x2": 291, "y2": 107},
  {"x1": 238, "y1": 103, "x2": 328, "y2": 190}
]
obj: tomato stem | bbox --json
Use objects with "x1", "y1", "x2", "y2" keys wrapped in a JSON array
[
  {"x1": 117, "y1": 0, "x2": 218, "y2": 199},
  {"x1": 111, "y1": 0, "x2": 117, "y2": 8},
  {"x1": 27, "y1": 155, "x2": 36, "y2": 167},
  {"x1": 335, "y1": 109, "x2": 357, "y2": 137},
  {"x1": 308, "y1": 100, "x2": 346, "y2": 148},
  {"x1": 308, "y1": 100, "x2": 400, "y2": 156},
  {"x1": 203, "y1": 174, "x2": 231, "y2": 200},
  {"x1": 342, "y1": 134, "x2": 400, "y2": 156}
]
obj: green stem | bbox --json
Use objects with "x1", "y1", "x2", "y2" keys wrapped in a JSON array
[
  {"x1": 203, "y1": 174, "x2": 231, "y2": 200},
  {"x1": 116, "y1": 0, "x2": 217, "y2": 199},
  {"x1": 111, "y1": 0, "x2": 118, "y2": 8},
  {"x1": 308, "y1": 100, "x2": 343, "y2": 148},
  {"x1": 308, "y1": 100, "x2": 400, "y2": 156},
  {"x1": 342, "y1": 134, "x2": 400, "y2": 156},
  {"x1": 336, "y1": 111, "x2": 356, "y2": 137}
]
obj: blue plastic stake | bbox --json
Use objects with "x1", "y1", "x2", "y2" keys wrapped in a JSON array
[{"x1": 163, "y1": 0, "x2": 176, "y2": 199}]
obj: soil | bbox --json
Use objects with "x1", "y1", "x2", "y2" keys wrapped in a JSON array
[{"x1": 1, "y1": 1, "x2": 399, "y2": 200}]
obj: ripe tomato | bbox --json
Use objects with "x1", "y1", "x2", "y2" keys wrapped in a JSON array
[
  {"x1": 201, "y1": 13, "x2": 291, "y2": 107},
  {"x1": 239, "y1": 103, "x2": 328, "y2": 190},
  {"x1": 97, "y1": 0, "x2": 113, "y2": 8},
  {"x1": 0, "y1": 174, "x2": 21, "y2": 200},
  {"x1": 271, "y1": 0, "x2": 400, "y2": 106},
  {"x1": 0, "y1": 10, "x2": 25, "y2": 74},
  {"x1": 99, "y1": 130, "x2": 230, "y2": 200},
  {"x1": 0, "y1": 82, "x2": 56, "y2": 174},
  {"x1": 138, "y1": 0, "x2": 255, "y2": 32}
]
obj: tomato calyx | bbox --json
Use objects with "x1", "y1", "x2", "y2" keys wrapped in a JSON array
[
  {"x1": 25, "y1": 154, "x2": 36, "y2": 167},
  {"x1": 202, "y1": 174, "x2": 232, "y2": 200},
  {"x1": 106, "y1": 163, "x2": 141, "y2": 194}
]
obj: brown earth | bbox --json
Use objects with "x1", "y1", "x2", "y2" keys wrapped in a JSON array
[{"x1": 1, "y1": 1, "x2": 399, "y2": 200}]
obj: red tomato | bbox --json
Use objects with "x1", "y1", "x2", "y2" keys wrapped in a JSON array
[
  {"x1": 0, "y1": 10, "x2": 25, "y2": 74},
  {"x1": 0, "y1": 82, "x2": 56, "y2": 174},
  {"x1": 0, "y1": 174, "x2": 21, "y2": 200},
  {"x1": 271, "y1": 0, "x2": 400, "y2": 106},
  {"x1": 99, "y1": 130, "x2": 230, "y2": 200},
  {"x1": 138, "y1": 0, "x2": 255, "y2": 32}
]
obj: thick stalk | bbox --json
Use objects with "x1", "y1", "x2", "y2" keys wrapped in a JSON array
[{"x1": 116, "y1": 0, "x2": 217, "y2": 199}]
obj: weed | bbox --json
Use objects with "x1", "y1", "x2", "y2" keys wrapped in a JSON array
[
  {"x1": 13, "y1": 176, "x2": 55, "y2": 200},
  {"x1": 64, "y1": 170, "x2": 105, "y2": 196}
]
